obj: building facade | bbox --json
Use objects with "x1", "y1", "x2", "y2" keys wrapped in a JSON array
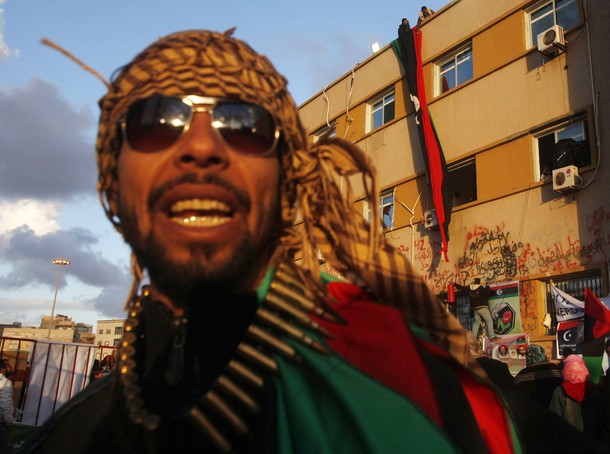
[
  {"x1": 298, "y1": 0, "x2": 608, "y2": 355},
  {"x1": 95, "y1": 319, "x2": 125, "y2": 349}
]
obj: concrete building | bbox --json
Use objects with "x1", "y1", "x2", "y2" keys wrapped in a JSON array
[
  {"x1": 298, "y1": 0, "x2": 608, "y2": 355},
  {"x1": 95, "y1": 319, "x2": 125, "y2": 349},
  {"x1": 0, "y1": 326, "x2": 74, "y2": 351}
]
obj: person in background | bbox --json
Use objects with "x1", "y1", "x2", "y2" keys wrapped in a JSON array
[
  {"x1": 549, "y1": 354, "x2": 606, "y2": 442},
  {"x1": 418, "y1": 6, "x2": 435, "y2": 26},
  {"x1": 514, "y1": 344, "x2": 562, "y2": 408},
  {"x1": 398, "y1": 18, "x2": 410, "y2": 36},
  {"x1": 0, "y1": 359, "x2": 14, "y2": 454},
  {"x1": 454, "y1": 278, "x2": 495, "y2": 340},
  {"x1": 467, "y1": 333, "x2": 513, "y2": 390}
]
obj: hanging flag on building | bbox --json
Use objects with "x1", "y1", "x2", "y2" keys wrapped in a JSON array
[
  {"x1": 551, "y1": 284, "x2": 584, "y2": 321},
  {"x1": 582, "y1": 288, "x2": 610, "y2": 383},
  {"x1": 392, "y1": 27, "x2": 451, "y2": 261}
]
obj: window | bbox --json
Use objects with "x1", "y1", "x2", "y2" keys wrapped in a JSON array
[
  {"x1": 366, "y1": 90, "x2": 395, "y2": 132},
  {"x1": 364, "y1": 189, "x2": 395, "y2": 229},
  {"x1": 106, "y1": 329, "x2": 111, "y2": 335},
  {"x1": 98, "y1": 329, "x2": 103, "y2": 335},
  {"x1": 447, "y1": 158, "x2": 477, "y2": 207},
  {"x1": 527, "y1": 0, "x2": 579, "y2": 47},
  {"x1": 535, "y1": 116, "x2": 590, "y2": 181},
  {"x1": 436, "y1": 45, "x2": 473, "y2": 95},
  {"x1": 312, "y1": 123, "x2": 336, "y2": 143},
  {"x1": 114, "y1": 326, "x2": 123, "y2": 336}
]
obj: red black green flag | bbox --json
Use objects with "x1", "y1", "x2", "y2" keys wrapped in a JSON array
[
  {"x1": 393, "y1": 27, "x2": 451, "y2": 261},
  {"x1": 582, "y1": 288, "x2": 610, "y2": 383}
]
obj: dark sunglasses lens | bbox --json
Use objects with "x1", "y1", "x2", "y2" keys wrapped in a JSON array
[
  {"x1": 213, "y1": 103, "x2": 276, "y2": 155},
  {"x1": 125, "y1": 97, "x2": 190, "y2": 152}
]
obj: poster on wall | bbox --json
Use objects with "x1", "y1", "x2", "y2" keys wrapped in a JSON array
[
  {"x1": 556, "y1": 319, "x2": 584, "y2": 357},
  {"x1": 488, "y1": 281, "x2": 522, "y2": 335},
  {"x1": 483, "y1": 333, "x2": 529, "y2": 375}
]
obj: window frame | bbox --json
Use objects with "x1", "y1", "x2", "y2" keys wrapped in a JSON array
[
  {"x1": 525, "y1": 0, "x2": 580, "y2": 48},
  {"x1": 533, "y1": 114, "x2": 590, "y2": 182},
  {"x1": 364, "y1": 189, "x2": 395, "y2": 230},
  {"x1": 312, "y1": 123, "x2": 337, "y2": 143},
  {"x1": 434, "y1": 44, "x2": 473, "y2": 96},
  {"x1": 447, "y1": 157, "x2": 477, "y2": 208},
  {"x1": 366, "y1": 89, "x2": 396, "y2": 133}
]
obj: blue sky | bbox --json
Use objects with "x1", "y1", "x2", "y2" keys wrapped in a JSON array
[{"x1": 0, "y1": 0, "x2": 448, "y2": 328}]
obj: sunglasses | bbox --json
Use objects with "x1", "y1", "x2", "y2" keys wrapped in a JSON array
[{"x1": 121, "y1": 95, "x2": 280, "y2": 155}]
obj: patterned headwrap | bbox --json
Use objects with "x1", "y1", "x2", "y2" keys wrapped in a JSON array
[
  {"x1": 561, "y1": 355, "x2": 589, "y2": 402},
  {"x1": 525, "y1": 344, "x2": 548, "y2": 366},
  {"x1": 94, "y1": 29, "x2": 480, "y2": 374}
]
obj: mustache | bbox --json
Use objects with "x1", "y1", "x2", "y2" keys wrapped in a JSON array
[{"x1": 148, "y1": 173, "x2": 251, "y2": 211}]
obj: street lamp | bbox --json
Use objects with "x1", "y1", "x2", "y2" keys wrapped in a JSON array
[{"x1": 47, "y1": 258, "x2": 70, "y2": 340}]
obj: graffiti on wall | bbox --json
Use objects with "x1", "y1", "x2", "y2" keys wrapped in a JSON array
[{"x1": 393, "y1": 205, "x2": 609, "y2": 294}]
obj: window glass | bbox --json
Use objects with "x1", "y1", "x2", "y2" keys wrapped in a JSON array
[
  {"x1": 381, "y1": 192, "x2": 394, "y2": 229},
  {"x1": 368, "y1": 90, "x2": 395, "y2": 131},
  {"x1": 312, "y1": 123, "x2": 336, "y2": 143},
  {"x1": 437, "y1": 46, "x2": 473, "y2": 95},
  {"x1": 536, "y1": 117, "x2": 589, "y2": 181},
  {"x1": 364, "y1": 190, "x2": 395, "y2": 229},
  {"x1": 447, "y1": 158, "x2": 477, "y2": 207},
  {"x1": 114, "y1": 326, "x2": 123, "y2": 336},
  {"x1": 528, "y1": 0, "x2": 579, "y2": 47}
]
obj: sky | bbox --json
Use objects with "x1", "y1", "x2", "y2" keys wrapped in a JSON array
[{"x1": 0, "y1": 0, "x2": 449, "y2": 329}]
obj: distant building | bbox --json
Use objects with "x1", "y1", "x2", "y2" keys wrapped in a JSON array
[
  {"x1": 40, "y1": 313, "x2": 75, "y2": 331},
  {"x1": 95, "y1": 319, "x2": 125, "y2": 349},
  {"x1": 0, "y1": 326, "x2": 74, "y2": 351},
  {"x1": 73, "y1": 322, "x2": 94, "y2": 344}
]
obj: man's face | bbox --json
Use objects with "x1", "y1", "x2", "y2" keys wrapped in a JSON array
[
  {"x1": 1, "y1": 362, "x2": 12, "y2": 378},
  {"x1": 117, "y1": 101, "x2": 281, "y2": 300}
]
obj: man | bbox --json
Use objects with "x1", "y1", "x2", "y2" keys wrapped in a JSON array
[
  {"x1": 0, "y1": 359, "x2": 14, "y2": 454},
  {"x1": 398, "y1": 18, "x2": 410, "y2": 36},
  {"x1": 455, "y1": 278, "x2": 495, "y2": 340},
  {"x1": 28, "y1": 29, "x2": 604, "y2": 453}
]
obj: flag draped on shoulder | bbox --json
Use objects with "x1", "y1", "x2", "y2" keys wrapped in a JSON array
[
  {"x1": 392, "y1": 27, "x2": 451, "y2": 261},
  {"x1": 551, "y1": 284, "x2": 584, "y2": 321}
]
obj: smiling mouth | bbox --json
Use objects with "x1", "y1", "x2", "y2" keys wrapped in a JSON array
[{"x1": 169, "y1": 199, "x2": 233, "y2": 227}]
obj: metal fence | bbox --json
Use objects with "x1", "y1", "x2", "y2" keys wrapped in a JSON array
[{"x1": 0, "y1": 336, "x2": 116, "y2": 426}]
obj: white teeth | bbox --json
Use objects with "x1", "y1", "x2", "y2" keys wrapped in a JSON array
[
  {"x1": 171, "y1": 216, "x2": 231, "y2": 227},
  {"x1": 170, "y1": 199, "x2": 231, "y2": 213},
  {"x1": 169, "y1": 199, "x2": 232, "y2": 227}
]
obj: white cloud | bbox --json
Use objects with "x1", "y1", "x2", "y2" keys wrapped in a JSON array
[
  {"x1": 0, "y1": 199, "x2": 60, "y2": 235},
  {"x1": 0, "y1": 1, "x2": 19, "y2": 60}
]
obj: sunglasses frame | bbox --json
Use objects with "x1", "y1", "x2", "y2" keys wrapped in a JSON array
[{"x1": 120, "y1": 95, "x2": 281, "y2": 156}]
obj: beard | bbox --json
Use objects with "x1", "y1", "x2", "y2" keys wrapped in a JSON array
[
  {"x1": 118, "y1": 172, "x2": 282, "y2": 304},
  {"x1": 136, "y1": 228, "x2": 269, "y2": 303}
]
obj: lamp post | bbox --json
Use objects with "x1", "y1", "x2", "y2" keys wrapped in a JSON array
[{"x1": 47, "y1": 258, "x2": 70, "y2": 340}]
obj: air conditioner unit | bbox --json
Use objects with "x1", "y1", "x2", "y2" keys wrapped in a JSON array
[
  {"x1": 537, "y1": 25, "x2": 566, "y2": 57},
  {"x1": 424, "y1": 209, "x2": 439, "y2": 230},
  {"x1": 552, "y1": 165, "x2": 581, "y2": 193}
]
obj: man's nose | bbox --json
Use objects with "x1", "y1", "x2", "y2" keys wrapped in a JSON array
[{"x1": 173, "y1": 112, "x2": 230, "y2": 169}]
